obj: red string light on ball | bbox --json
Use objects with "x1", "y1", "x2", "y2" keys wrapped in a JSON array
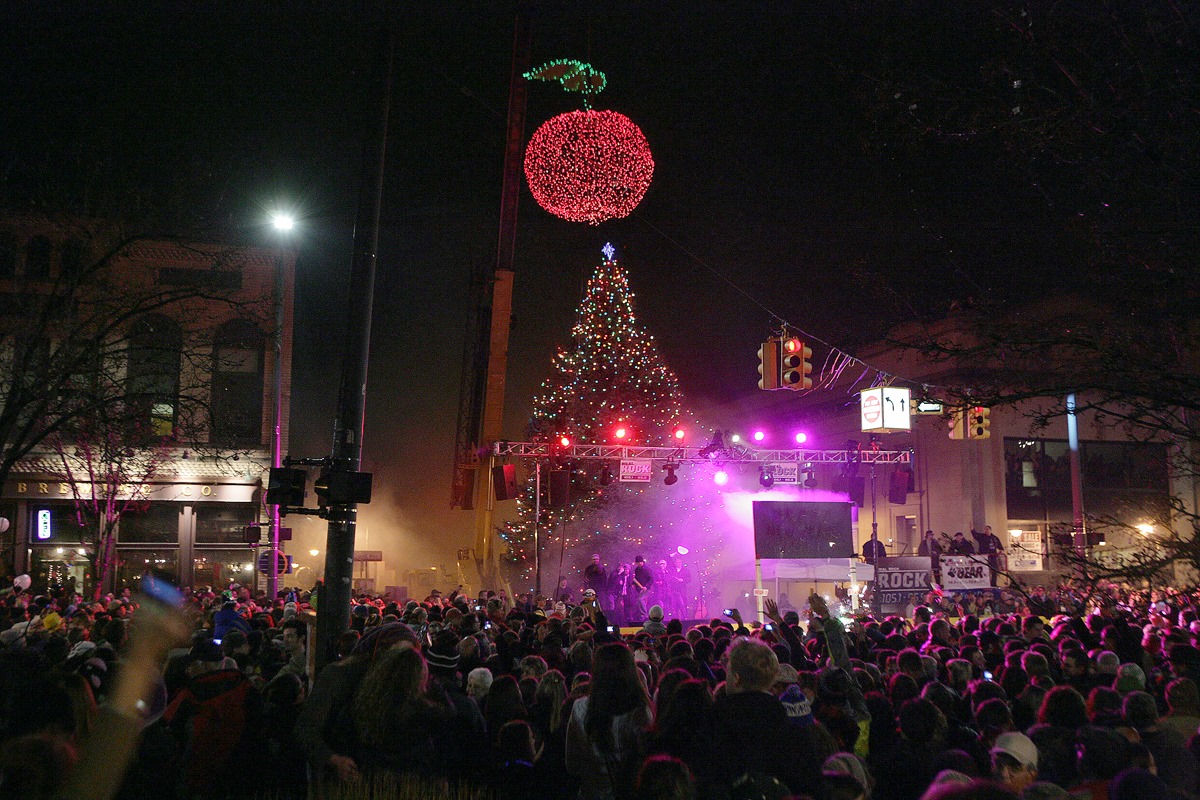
[
  {"x1": 525, "y1": 110, "x2": 654, "y2": 224},
  {"x1": 523, "y1": 59, "x2": 654, "y2": 225}
]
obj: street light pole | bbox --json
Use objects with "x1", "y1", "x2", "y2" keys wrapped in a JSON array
[
  {"x1": 314, "y1": 24, "x2": 395, "y2": 671},
  {"x1": 268, "y1": 213, "x2": 294, "y2": 602}
]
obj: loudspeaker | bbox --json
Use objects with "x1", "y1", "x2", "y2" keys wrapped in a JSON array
[
  {"x1": 847, "y1": 476, "x2": 866, "y2": 507},
  {"x1": 548, "y1": 469, "x2": 571, "y2": 508},
  {"x1": 889, "y1": 468, "x2": 913, "y2": 505},
  {"x1": 493, "y1": 464, "x2": 518, "y2": 501}
]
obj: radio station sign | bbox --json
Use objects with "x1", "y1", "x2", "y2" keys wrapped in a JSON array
[
  {"x1": 939, "y1": 555, "x2": 991, "y2": 591},
  {"x1": 768, "y1": 462, "x2": 799, "y2": 484},
  {"x1": 619, "y1": 459, "x2": 653, "y2": 482},
  {"x1": 874, "y1": 556, "x2": 931, "y2": 613}
]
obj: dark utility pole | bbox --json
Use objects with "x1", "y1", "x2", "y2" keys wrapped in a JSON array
[{"x1": 315, "y1": 24, "x2": 395, "y2": 671}]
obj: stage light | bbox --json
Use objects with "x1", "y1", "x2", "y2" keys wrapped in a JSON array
[
  {"x1": 676, "y1": 545, "x2": 689, "y2": 555},
  {"x1": 753, "y1": 430, "x2": 766, "y2": 443},
  {"x1": 698, "y1": 432, "x2": 726, "y2": 459},
  {"x1": 759, "y1": 468, "x2": 774, "y2": 488},
  {"x1": 674, "y1": 428, "x2": 686, "y2": 441},
  {"x1": 802, "y1": 462, "x2": 818, "y2": 488},
  {"x1": 559, "y1": 435, "x2": 571, "y2": 448},
  {"x1": 714, "y1": 470, "x2": 729, "y2": 486},
  {"x1": 795, "y1": 432, "x2": 808, "y2": 444},
  {"x1": 614, "y1": 426, "x2": 627, "y2": 440},
  {"x1": 663, "y1": 462, "x2": 679, "y2": 485},
  {"x1": 730, "y1": 434, "x2": 741, "y2": 443}
]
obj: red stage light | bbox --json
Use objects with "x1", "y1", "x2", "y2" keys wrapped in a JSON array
[
  {"x1": 559, "y1": 436, "x2": 572, "y2": 448},
  {"x1": 614, "y1": 426, "x2": 628, "y2": 440},
  {"x1": 674, "y1": 428, "x2": 685, "y2": 440}
]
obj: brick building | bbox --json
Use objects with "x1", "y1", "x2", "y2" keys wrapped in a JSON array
[{"x1": 0, "y1": 219, "x2": 295, "y2": 594}]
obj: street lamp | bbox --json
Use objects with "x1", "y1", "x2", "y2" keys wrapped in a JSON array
[{"x1": 267, "y1": 210, "x2": 295, "y2": 600}]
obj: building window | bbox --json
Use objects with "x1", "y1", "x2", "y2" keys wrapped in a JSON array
[
  {"x1": 127, "y1": 315, "x2": 182, "y2": 439},
  {"x1": 116, "y1": 550, "x2": 180, "y2": 591},
  {"x1": 30, "y1": 505, "x2": 89, "y2": 544},
  {"x1": 195, "y1": 503, "x2": 257, "y2": 544},
  {"x1": 210, "y1": 320, "x2": 264, "y2": 447},
  {"x1": 1004, "y1": 437, "x2": 1171, "y2": 523},
  {"x1": 0, "y1": 231, "x2": 16, "y2": 278},
  {"x1": 117, "y1": 503, "x2": 182, "y2": 544},
  {"x1": 61, "y1": 237, "x2": 88, "y2": 281},
  {"x1": 193, "y1": 548, "x2": 256, "y2": 589},
  {"x1": 25, "y1": 236, "x2": 52, "y2": 280}
]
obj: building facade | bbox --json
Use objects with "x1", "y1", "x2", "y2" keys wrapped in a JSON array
[{"x1": 0, "y1": 220, "x2": 295, "y2": 594}]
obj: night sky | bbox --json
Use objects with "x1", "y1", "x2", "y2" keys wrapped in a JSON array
[{"x1": 4, "y1": 4, "x2": 1183, "y2": 575}]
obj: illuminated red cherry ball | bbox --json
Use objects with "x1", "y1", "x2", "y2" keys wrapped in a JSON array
[{"x1": 524, "y1": 109, "x2": 654, "y2": 225}]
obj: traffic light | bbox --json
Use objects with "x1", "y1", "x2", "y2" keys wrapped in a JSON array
[
  {"x1": 313, "y1": 470, "x2": 374, "y2": 505},
  {"x1": 967, "y1": 406, "x2": 991, "y2": 439},
  {"x1": 780, "y1": 338, "x2": 813, "y2": 390},
  {"x1": 757, "y1": 339, "x2": 780, "y2": 390},
  {"x1": 947, "y1": 407, "x2": 966, "y2": 440},
  {"x1": 266, "y1": 467, "x2": 307, "y2": 507}
]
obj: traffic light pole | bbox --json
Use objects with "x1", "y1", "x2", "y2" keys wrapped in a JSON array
[{"x1": 315, "y1": 24, "x2": 394, "y2": 673}]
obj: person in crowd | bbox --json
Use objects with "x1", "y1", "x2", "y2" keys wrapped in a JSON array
[
  {"x1": 642, "y1": 605, "x2": 668, "y2": 637},
  {"x1": 566, "y1": 642, "x2": 654, "y2": 800},
  {"x1": 989, "y1": 732, "x2": 1038, "y2": 795},
  {"x1": 162, "y1": 637, "x2": 264, "y2": 797}
]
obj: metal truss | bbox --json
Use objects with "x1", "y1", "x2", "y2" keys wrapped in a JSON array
[{"x1": 492, "y1": 441, "x2": 910, "y2": 465}]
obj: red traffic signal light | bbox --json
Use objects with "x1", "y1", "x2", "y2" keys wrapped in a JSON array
[{"x1": 780, "y1": 338, "x2": 813, "y2": 390}]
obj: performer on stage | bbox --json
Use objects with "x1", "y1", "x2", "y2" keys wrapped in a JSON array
[
  {"x1": 608, "y1": 563, "x2": 631, "y2": 627},
  {"x1": 583, "y1": 553, "x2": 608, "y2": 611},
  {"x1": 631, "y1": 555, "x2": 654, "y2": 622},
  {"x1": 668, "y1": 553, "x2": 691, "y2": 619}
]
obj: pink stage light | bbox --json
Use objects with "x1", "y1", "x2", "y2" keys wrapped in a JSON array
[
  {"x1": 753, "y1": 431, "x2": 766, "y2": 442},
  {"x1": 714, "y1": 470, "x2": 729, "y2": 486},
  {"x1": 795, "y1": 432, "x2": 808, "y2": 444}
]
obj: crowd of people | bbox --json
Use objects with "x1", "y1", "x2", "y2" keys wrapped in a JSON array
[{"x1": 3, "y1": 571, "x2": 1200, "y2": 800}]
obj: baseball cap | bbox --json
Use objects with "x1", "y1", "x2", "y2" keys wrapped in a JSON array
[
  {"x1": 582, "y1": 588, "x2": 596, "y2": 598},
  {"x1": 991, "y1": 731, "x2": 1038, "y2": 768}
]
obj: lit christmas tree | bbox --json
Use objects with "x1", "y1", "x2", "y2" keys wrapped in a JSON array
[
  {"x1": 501, "y1": 243, "x2": 695, "y2": 591},
  {"x1": 529, "y1": 242, "x2": 682, "y2": 444}
]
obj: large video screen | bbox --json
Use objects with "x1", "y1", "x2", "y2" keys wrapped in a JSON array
[{"x1": 752, "y1": 501, "x2": 854, "y2": 559}]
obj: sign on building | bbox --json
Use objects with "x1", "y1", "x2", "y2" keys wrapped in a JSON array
[
  {"x1": 939, "y1": 555, "x2": 990, "y2": 591},
  {"x1": 1007, "y1": 530, "x2": 1045, "y2": 572},
  {"x1": 874, "y1": 556, "x2": 931, "y2": 614},
  {"x1": 619, "y1": 459, "x2": 653, "y2": 482},
  {"x1": 860, "y1": 387, "x2": 912, "y2": 432}
]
